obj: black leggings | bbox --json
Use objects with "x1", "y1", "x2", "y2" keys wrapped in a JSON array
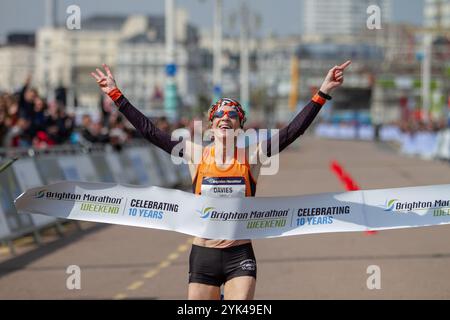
[{"x1": 189, "y1": 243, "x2": 257, "y2": 287}]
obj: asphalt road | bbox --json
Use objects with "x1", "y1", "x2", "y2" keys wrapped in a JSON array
[{"x1": 1, "y1": 136, "x2": 450, "y2": 299}]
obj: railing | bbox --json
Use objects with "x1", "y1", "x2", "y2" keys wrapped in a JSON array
[
  {"x1": 315, "y1": 123, "x2": 450, "y2": 161},
  {"x1": 0, "y1": 141, "x2": 191, "y2": 254}
]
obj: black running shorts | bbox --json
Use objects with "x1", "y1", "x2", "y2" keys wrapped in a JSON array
[{"x1": 188, "y1": 243, "x2": 257, "y2": 287}]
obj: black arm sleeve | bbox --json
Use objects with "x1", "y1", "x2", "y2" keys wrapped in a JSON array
[
  {"x1": 265, "y1": 100, "x2": 323, "y2": 157},
  {"x1": 115, "y1": 95, "x2": 183, "y2": 156},
  {"x1": 18, "y1": 84, "x2": 29, "y2": 118}
]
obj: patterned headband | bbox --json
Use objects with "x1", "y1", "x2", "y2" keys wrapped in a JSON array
[{"x1": 208, "y1": 98, "x2": 246, "y2": 126}]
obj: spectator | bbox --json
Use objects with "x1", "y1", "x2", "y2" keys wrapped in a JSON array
[
  {"x1": 30, "y1": 96, "x2": 47, "y2": 136},
  {"x1": 18, "y1": 75, "x2": 37, "y2": 120},
  {"x1": 80, "y1": 114, "x2": 109, "y2": 144}
]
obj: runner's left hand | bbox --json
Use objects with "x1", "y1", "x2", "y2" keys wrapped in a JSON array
[{"x1": 319, "y1": 60, "x2": 351, "y2": 95}]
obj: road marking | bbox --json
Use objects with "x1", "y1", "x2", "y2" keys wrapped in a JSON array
[
  {"x1": 143, "y1": 269, "x2": 159, "y2": 279},
  {"x1": 113, "y1": 237, "x2": 193, "y2": 299},
  {"x1": 113, "y1": 293, "x2": 127, "y2": 300},
  {"x1": 127, "y1": 280, "x2": 144, "y2": 291},
  {"x1": 158, "y1": 260, "x2": 171, "y2": 269},
  {"x1": 168, "y1": 252, "x2": 179, "y2": 260}
]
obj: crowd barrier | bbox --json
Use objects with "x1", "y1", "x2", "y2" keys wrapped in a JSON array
[
  {"x1": 314, "y1": 123, "x2": 403, "y2": 141},
  {"x1": 315, "y1": 123, "x2": 450, "y2": 161},
  {"x1": 0, "y1": 141, "x2": 191, "y2": 253}
]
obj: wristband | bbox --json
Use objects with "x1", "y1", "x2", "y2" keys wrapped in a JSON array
[
  {"x1": 318, "y1": 90, "x2": 332, "y2": 100},
  {"x1": 312, "y1": 93, "x2": 327, "y2": 106},
  {"x1": 108, "y1": 88, "x2": 123, "y2": 102}
]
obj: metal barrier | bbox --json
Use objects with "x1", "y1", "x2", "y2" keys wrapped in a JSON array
[
  {"x1": 0, "y1": 141, "x2": 190, "y2": 254},
  {"x1": 314, "y1": 123, "x2": 450, "y2": 162},
  {"x1": 315, "y1": 123, "x2": 402, "y2": 141}
]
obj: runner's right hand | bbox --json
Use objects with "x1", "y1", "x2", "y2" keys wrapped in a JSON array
[{"x1": 90, "y1": 64, "x2": 118, "y2": 94}]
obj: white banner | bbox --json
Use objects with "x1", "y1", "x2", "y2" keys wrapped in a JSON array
[
  {"x1": 12, "y1": 159, "x2": 57, "y2": 227},
  {"x1": 14, "y1": 182, "x2": 450, "y2": 240}
]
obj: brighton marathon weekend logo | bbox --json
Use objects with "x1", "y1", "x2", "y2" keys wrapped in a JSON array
[
  {"x1": 197, "y1": 206, "x2": 214, "y2": 219},
  {"x1": 196, "y1": 206, "x2": 288, "y2": 230},
  {"x1": 34, "y1": 189, "x2": 123, "y2": 215},
  {"x1": 383, "y1": 198, "x2": 450, "y2": 216},
  {"x1": 35, "y1": 189, "x2": 46, "y2": 199}
]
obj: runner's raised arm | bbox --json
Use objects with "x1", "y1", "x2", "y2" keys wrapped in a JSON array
[
  {"x1": 263, "y1": 60, "x2": 351, "y2": 157},
  {"x1": 90, "y1": 64, "x2": 185, "y2": 157}
]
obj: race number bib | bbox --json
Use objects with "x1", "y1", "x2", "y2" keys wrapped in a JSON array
[{"x1": 201, "y1": 177, "x2": 246, "y2": 198}]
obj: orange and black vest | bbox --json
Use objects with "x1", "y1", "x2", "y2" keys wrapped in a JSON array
[{"x1": 192, "y1": 145, "x2": 257, "y2": 197}]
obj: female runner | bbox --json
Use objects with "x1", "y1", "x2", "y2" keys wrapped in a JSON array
[{"x1": 91, "y1": 60, "x2": 351, "y2": 300}]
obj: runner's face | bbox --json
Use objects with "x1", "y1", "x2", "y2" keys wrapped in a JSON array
[{"x1": 211, "y1": 105, "x2": 241, "y2": 139}]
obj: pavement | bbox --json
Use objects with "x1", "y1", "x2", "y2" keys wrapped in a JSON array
[{"x1": 1, "y1": 136, "x2": 450, "y2": 299}]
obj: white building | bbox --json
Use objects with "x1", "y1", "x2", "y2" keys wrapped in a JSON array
[
  {"x1": 35, "y1": 9, "x2": 200, "y2": 111},
  {"x1": 199, "y1": 30, "x2": 301, "y2": 97},
  {"x1": 0, "y1": 34, "x2": 35, "y2": 92},
  {"x1": 303, "y1": 0, "x2": 392, "y2": 38},
  {"x1": 116, "y1": 14, "x2": 202, "y2": 113},
  {"x1": 36, "y1": 16, "x2": 125, "y2": 108},
  {"x1": 424, "y1": 0, "x2": 450, "y2": 28}
]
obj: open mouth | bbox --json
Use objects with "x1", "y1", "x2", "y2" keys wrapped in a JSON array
[{"x1": 218, "y1": 123, "x2": 232, "y2": 130}]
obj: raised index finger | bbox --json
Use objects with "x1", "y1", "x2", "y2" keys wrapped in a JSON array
[{"x1": 338, "y1": 60, "x2": 351, "y2": 70}]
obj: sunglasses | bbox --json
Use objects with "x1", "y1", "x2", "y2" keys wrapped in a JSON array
[{"x1": 212, "y1": 109, "x2": 240, "y2": 120}]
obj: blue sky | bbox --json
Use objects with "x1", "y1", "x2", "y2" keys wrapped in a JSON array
[{"x1": 0, "y1": 0, "x2": 424, "y2": 40}]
